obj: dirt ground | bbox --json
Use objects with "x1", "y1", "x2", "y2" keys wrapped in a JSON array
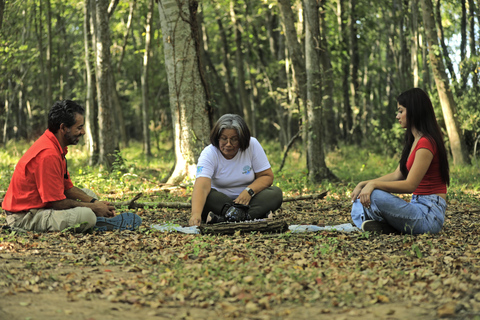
[
  {"x1": 1, "y1": 198, "x2": 480, "y2": 320},
  {"x1": 0, "y1": 290, "x2": 440, "y2": 320}
]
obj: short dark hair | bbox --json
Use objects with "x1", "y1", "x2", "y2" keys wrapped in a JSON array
[
  {"x1": 210, "y1": 114, "x2": 251, "y2": 151},
  {"x1": 48, "y1": 100, "x2": 85, "y2": 134}
]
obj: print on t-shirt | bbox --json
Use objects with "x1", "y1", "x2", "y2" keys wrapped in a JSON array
[{"x1": 242, "y1": 165, "x2": 252, "y2": 174}]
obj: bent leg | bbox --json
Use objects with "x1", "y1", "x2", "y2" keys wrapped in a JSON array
[
  {"x1": 7, "y1": 207, "x2": 96, "y2": 233},
  {"x1": 352, "y1": 190, "x2": 445, "y2": 234},
  {"x1": 248, "y1": 186, "x2": 283, "y2": 219},
  {"x1": 201, "y1": 189, "x2": 233, "y2": 221}
]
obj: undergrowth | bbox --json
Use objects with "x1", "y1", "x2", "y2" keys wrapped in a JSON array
[{"x1": 1, "y1": 139, "x2": 479, "y2": 203}]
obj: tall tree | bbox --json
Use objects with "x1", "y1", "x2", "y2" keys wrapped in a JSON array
[
  {"x1": 141, "y1": 0, "x2": 154, "y2": 157},
  {"x1": 84, "y1": 0, "x2": 98, "y2": 165},
  {"x1": 304, "y1": 0, "x2": 336, "y2": 182},
  {"x1": 277, "y1": 0, "x2": 307, "y2": 147},
  {"x1": 336, "y1": 0, "x2": 352, "y2": 141},
  {"x1": 94, "y1": 0, "x2": 117, "y2": 167},
  {"x1": 157, "y1": 0, "x2": 212, "y2": 184},
  {"x1": 0, "y1": 0, "x2": 4, "y2": 30},
  {"x1": 46, "y1": 0, "x2": 53, "y2": 112},
  {"x1": 230, "y1": 1, "x2": 252, "y2": 130},
  {"x1": 420, "y1": 0, "x2": 469, "y2": 165},
  {"x1": 319, "y1": 0, "x2": 337, "y2": 149}
]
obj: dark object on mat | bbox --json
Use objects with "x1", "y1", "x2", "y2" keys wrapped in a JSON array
[
  {"x1": 199, "y1": 219, "x2": 288, "y2": 235},
  {"x1": 225, "y1": 203, "x2": 251, "y2": 222}
]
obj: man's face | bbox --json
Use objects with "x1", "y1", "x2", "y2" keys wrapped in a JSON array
[{"x1": 64, "y1": 114, "x2": 85, "y2": 146}]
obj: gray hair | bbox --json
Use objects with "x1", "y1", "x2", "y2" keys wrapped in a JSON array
[{"x1": 210, "y1": 114, "x2": 251, "y2": 150}]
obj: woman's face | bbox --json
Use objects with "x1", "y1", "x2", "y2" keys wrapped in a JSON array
[
  {"x1": 396, "y1": 103, "x2": 407, "y2": 128},
  {"x1": 219, "y1": 128, "x2": 240, "y2": 159}
]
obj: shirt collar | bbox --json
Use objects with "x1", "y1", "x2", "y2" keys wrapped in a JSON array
[{"x1": 44, "y1": 129, "x2": 69, "y2": 157}]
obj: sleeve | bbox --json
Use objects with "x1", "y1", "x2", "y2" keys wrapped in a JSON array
[
  {"x1": 417, "y1": 137, "x2": 436, "y2": 155},
  {"x1": 250, "y1": 138, "x2": 271, "y2": 173},
  {"x1": 35, "y1": 152, "x2": 68, "y2": 203},
  {"x1": 195, "y1": 146, "x2": 216, "y2": 179}
]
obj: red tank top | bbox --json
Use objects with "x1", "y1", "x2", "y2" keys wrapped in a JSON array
[{"x1": 406, "y1": 137, "x2": 447, "y2": 195}]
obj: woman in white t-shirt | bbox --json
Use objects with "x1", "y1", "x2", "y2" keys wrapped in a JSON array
[{"x1": 189, "y1": 114, "x2": 283, "y2": 226}]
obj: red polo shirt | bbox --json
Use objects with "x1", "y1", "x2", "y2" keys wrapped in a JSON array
[{"x1": 2, "y1": 129, "x2": 74, "y2": 212}]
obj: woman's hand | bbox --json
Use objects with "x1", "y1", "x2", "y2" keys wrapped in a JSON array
[
  {"x1": 350, "y1": 181, "x2": 368, "y2": 202},
  {"x1": 189, "y1": 215, "x2": 202, "y2": 227},
  {"x1": 234, "y1": 189, "x2": 252, "y2": 205},
  {"x1": 358, "y1": 182, "x2": 375, "y2": 208}
]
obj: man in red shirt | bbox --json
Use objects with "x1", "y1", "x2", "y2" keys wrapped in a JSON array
[{"x1": 2, "y1": 100, "x2": 141, "y2": 232}]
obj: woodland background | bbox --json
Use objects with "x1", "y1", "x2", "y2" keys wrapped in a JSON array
[
  {"x1": 0, "y1": 0, "x2": 479, "y2": 184},
  {"x1": 2, "y1": 1, "x2": 480, "y2": 319}
]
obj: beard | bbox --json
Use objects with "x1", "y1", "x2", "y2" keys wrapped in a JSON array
[{"x1": 65, "y1": 131, "x2": 82, "y2": 145}]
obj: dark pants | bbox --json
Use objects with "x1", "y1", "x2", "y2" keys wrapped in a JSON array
[{"x1": 201, "y1": 186, "x2": 283, "y2": 222}]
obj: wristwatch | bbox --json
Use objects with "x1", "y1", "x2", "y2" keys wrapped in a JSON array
[{"x1": 245, "y1": 187, "x2": 255, "y2": 197}]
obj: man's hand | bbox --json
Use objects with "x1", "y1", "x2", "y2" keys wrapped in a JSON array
[{"x1": 92, "y1": 201, "x2": 115, "y2": 217}]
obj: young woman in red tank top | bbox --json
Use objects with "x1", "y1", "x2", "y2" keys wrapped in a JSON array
[{"x1": 350, "y1": 88, "x2": 449, "y2": 234}]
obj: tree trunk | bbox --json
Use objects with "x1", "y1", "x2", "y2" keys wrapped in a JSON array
[
  {"x1": 435, "y1": 0, "x2": 457, "y2": 84},
  {"x1": 94, "y1": 0, "x2": 117, "y2": 167},
  {"x1": 230, "y1": 1, "x2": 252, "y2": 129},
  {"x1": 319, "y1": 0, "x2": 337, "y2": 150},
  {"x1": 349, "y1": 0, "x2": 360, "y2": 143},
  {"x1": 467, "y1": 0, "x2": 478, "y2": 87},
  {"x1": 157, "y1": 0, "x2": 212, "y2": 184},
  {"x1": 85, "y1": 0, "x2": 98, "y2": 165},
  {"x1": 216, "y1": 16, "x2": 240, "y2": 116},
  {"x1": 117, "y1": 0, "x2": 136, "y2": 73},
  {"x1": 411, "y1": 0, "x2": 420, "y2": 87},
  {"x1": 420, "y1": 0, "x2": 469, "y2": 165},
  {"x1": 337, "y1": 0, "x2": 352, "y2": 142},
  {"x1": 460, "y1": 0, "x2": 467, "y2": 89},
  {"x1": 46, "y1": 0, "x2": 53, "y2": 111},
  {"x1": 0, "y1": 0, "x2": 4, "y2": 30},
  {"x1": 277, "y1": 0, "x2": 307, "y2": 150},
  {"x1": 304, "y1": 0, "x2": 336, "y2": 182},
  {"x1": 141, "y1": 0, "x2": 153, "y2": 157}
]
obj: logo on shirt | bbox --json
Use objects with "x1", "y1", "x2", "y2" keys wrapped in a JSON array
[
  {"x1": 197, "y1": 166, "x2": 203, "y2": 174},
  {"x1": 242, "y1": 165, "x2": 252, "y2": 174}
]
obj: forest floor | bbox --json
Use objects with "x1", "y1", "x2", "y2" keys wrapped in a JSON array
[{"x1": 1, "y1": 191, "x2": 480, "y2": 320}]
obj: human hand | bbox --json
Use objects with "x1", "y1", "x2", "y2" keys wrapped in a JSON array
[
  {"x1": 92, "y1": 201, "x2": 116, "y2": 217},
  {"x1": 189, "y1": 215, "x2": 202, "y2": 227},
  {"x1": 358, "y1": 183, "x2": 375, "y2": 208},
  {"x1": 233, "y1": 190, "x2": 252, "y2": 206},
  {"x1": 350, "y1": 183, "x2": 364, "y2": 202}
]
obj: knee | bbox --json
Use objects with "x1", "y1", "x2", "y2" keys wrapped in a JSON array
[
  {"x1": 76, "y1": 208, "x2": 97, "y2": 229},
  {"x1": 270, "y1": 186, "x2": 283, "y2": 203}
]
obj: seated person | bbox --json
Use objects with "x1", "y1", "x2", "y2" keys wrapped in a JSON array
[
  {"x1": 2, "y1": 100, "x2": 141, "y2": 232},
  {"x1": 350, "y1": 88, "x2": 449, "y2": 234},
  {"x1": 189, "y1": 114, "x2": 283, "y2": 226}
]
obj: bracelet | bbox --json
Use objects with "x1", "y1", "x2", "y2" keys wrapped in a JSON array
[{"x1": 90, "y1": 198, "x2": 97, "y2": 203}]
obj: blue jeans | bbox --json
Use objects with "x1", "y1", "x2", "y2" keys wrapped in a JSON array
[{"x1": 351, "y1": 190, "x2": 446, "y2": 234}]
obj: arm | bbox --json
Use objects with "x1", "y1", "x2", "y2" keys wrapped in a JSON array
[
  {"x1": 189, "y1": 177, "x2": 211, "y2": 226},
  {"x1": 234, "y1": 168, "x2": 274, "y2": 205},
  {"x1": 356, "y1": 149, "x2": 433, "y2": 207},
  {"x1": 350, "y1": 166, "x2": 404, "y2": 202},
  {"x1": 49, "y1": 186, "x2": 115, "y2": 217}
]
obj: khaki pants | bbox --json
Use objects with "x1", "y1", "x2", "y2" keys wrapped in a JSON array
[{"x1": 5, "y1": 189, "x2": 97, "y2": 233}]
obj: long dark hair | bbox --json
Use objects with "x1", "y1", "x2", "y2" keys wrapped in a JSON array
[{"x1": 397, "y1": 88, "x2": 449, "y2": 185}]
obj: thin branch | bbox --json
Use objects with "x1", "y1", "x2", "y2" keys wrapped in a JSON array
[{"x1": 278, "y1": 130, "x2": 301, "y2": 172}]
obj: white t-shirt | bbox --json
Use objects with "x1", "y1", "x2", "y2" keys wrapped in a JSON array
[{"x1": 195, "y1": 137, "x2": 271, "y2": 199}]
